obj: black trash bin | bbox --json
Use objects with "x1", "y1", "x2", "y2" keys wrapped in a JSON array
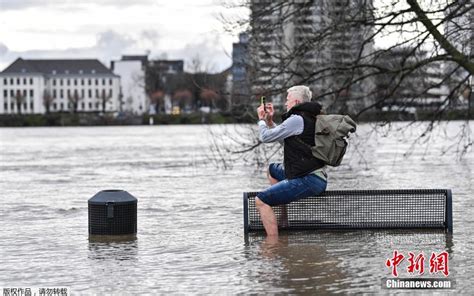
[{"x1": 88, "y1": 190, "x2": 137, "y2": 237}]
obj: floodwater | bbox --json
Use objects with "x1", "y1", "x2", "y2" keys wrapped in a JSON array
[{"x1": 0, "y1": 122, "x2": 472, "y2": 294}]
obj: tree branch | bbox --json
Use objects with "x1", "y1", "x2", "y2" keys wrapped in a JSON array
[{"x1": 406, "y1": 0, "x2": 474, "y2": 75}]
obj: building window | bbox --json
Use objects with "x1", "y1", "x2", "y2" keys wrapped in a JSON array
[
  {"x1": 81, "y1": 89, "x2": 84, "y2": 98},
  {"x1": 3, "y1": 90, "x2": 7, "y2": 98},
  {"x1": 30, "y1": 101, "x2": 34, "y2": 110},
  {"x1": 23, "y1": 90, "x2": 27, "y2": 97},
  {"x1": 89, "y1": 102, "x2": 92, "y2": 109},
  {"x1": 95, "y1": 79, "x2": 98, "y2": 85},
  {"x1": 74, "y1": 79, "x2": 77, "y2": 86},
  {"x1": 81, "y1": 79, "x2": 84, "y2": 86},
  {"x1": 53, "y1": 90, "x2": 57, "y2": 98},
  {"x1": 3, "y1": 78, "x2": 7, "y2": 85},
  {"x1": 10, "y1": 90, "x2": 14, "y2": 97},
  {"x1": 23, "y1": 78, "x2": 27, "y2": 84},
  {"x1": 60, "y1": 103, "x2": 64, "y2": 110},
  {"x1": 102, "y1": 79, "x2": 105, "y2": 85},
  {"x1": 67, "y1": 89, "x2": 70, "y2": 97},
  {"x1": 81, "y1": 102, "x2": 85, "y2": 109},
  {"x1": 60, "y1": 89, "x2": 64, "y2": 98},
  {"x1": 53, "y1": 79, "x2": 56, "y2": 86},
  {"x1": 88, "y1": 89, "x2": 92, "y2": 98},
  {"x1": 17, "y1": 78, "x2": 20, "y2": 84},
  {"x1": 53, "y1": 103, "x2": 57, "y2": 110},
  {"x1": 10, "y1": 78, "x2": 13, "y2": 84},
  {"x1": 96, "y1": 89, "x2": 99, "y2": 97},
  {"x1": 60, "y1": 79, "x2": 63, "y2": 86},
  {"x1": 4, "y1": 102, "x2": 7, "y2": 111},
  {"x1": 109, "y1": 79, "x2": 112, "y2": 85},
  {"x1": 30, "y1": 78, "x2": 33, "y2": 84},
  {"x1": 30, "y1": 90, "x2": 34, "y2": 97},
  {"x1": 88, "y1": 79, "x2": 91, "y2": 85},
  {"x1": 67, "y1": 79, "x2": 70, "y2": 86},
  {"x1": 109, "y1": 89, "x2": 112, "y2": 97}
]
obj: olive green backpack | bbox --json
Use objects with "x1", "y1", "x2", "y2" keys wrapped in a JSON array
[{"x1": 299, "y1": 114, "x2": 357, "y2": 166}]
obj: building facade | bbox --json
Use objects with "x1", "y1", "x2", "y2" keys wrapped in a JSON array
[
  {"x1": 444, "y1": 0, "x2": 473, "y2": 107},
  {"x1": 231, "y1": 33, "x2": 251, "y2": 109},
  {"x1": 0, "y1": 58, "x2": 120, "y2": 114},
  {"x1": 375, "y1": 48, "x2": 449, "y2": 111},
  {"x1": 111, "y1": 55, "x2": 148, "y2": 115},
  {"x1": 249, "y1": 0, "x2": 375, "y2": 112}
]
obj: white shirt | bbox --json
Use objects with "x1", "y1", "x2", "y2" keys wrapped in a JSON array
[{"x1": 258, "y1": 115, "x2": 304, "y2": 143}]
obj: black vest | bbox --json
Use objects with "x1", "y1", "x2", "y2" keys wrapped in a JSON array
[{"x1": 283, "y1": 102, "x2": 325, "y2": 179}]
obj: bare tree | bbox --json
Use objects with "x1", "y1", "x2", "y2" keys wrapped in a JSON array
[
  {"x1": 98, "y1": 89, "x2": 112, "y2": 114},
  {"x1": 182, "y1": 55, "x2": 228, "y2": 111},
  {"x1": 150, "y1": 90, "x2": 165, "y2": 114},
  {"x1": 14, "y1": 90, "x2": 26, "y2": 115},
  {"x1": 173, "y1": 89, "x2": 193, "y2": 110},
  {"x1": 212, "y1": 0, "x2": 473, "y2": 165},
  {"x1": 200, "y1": 88, "x2": 219, "y2": 112},
  {"x1": 43, "y1": 90, "x2": 54, "y2": 114},
  {"x1": 240, "y1": 0, "x2": 474, "y2": 113},
  {"x1": 68, "y1": 90, "x2": 83, "y2": 114},
  {"x1": 189, "y1": 54, "x2": 216, "y2": 74}
]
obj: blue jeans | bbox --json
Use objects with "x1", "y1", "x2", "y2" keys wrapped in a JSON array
[{"x1": 257, "y1": 163, "x2": 327, "y2": 206}]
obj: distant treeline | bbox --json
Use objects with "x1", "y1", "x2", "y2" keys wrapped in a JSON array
[
  {"x1": 0, "y1": 109, "x2": 471, "y2": 127},
  {"x1": 0, "y1": 112, "x2": 254, "y2": 127}
]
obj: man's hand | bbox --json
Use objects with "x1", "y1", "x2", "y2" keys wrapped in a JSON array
[
  {"x1": 265, "y1": 103, "x2": 274, "y2": 119},
  {"x1": 257, "y1": 103, "x2": 275, "y2": 125}
]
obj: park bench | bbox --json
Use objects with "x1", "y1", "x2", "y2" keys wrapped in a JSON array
[{"x1": 243, "y1": 189, "x2": 453, "y2": 234}]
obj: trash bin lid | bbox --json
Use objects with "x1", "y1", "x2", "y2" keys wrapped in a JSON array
[{"x1": 88, "y1": 189, "x2": 137, "y2": 205}]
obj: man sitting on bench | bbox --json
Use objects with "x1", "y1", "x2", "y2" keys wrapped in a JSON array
[{"x1": 256, "y1": 85, "x2": 327, "y2": 236}]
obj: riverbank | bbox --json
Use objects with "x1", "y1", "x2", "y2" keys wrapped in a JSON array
[
  {"x1": 0, "y1": 109, "x2": 472, "y2": 127},
  {"x1": 0, "y1": 112, "x2": 254, "y2": 127}
]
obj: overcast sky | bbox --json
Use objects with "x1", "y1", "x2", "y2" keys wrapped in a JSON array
[{"x1": 0, "y1": 0, "x2": 248, "y2": 72}]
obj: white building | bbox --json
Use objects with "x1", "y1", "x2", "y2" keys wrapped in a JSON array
[
  {"x1": 111, "y1": 55, "x2": 148, "y2": 115},
  {"x1": 423, "y1": 61, "x2": 450, "y2": 108},
  {"x1": 0, "y1": 58, "x2": 120, "y2": 114}
]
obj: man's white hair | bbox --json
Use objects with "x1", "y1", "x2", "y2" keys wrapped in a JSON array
[{"x1": 287, "y1": 85, "x2": 312, "y2": 102}]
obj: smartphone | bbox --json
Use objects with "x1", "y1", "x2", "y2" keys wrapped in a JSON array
[{"x1": 260, "y1": 96, "x2": 266, "y2": 112}]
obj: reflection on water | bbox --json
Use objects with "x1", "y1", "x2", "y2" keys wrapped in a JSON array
[
  {"x1": 246, "y1": 229, "x2": 452, "y2": 250},
  {"x1": 0, "y1": 124, "x2": 472, "y2": 294},
  {"x1": 88, "y1": 240, "x2": 138, "y2": 261},
  {"x1": 255, "y1": 234, "x2": 349, "y2": 294},
  {"x1": 246, "y1": 230, "x2": 453, "y2": 294}
]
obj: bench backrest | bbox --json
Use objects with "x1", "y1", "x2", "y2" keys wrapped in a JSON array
[{"x1": 243, "y1": 189, "x2": 453, "y2": 234}]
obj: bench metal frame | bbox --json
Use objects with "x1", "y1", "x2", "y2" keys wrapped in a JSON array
[{"x1": 244, "y1": 189, "x2": 453, "y2": 235}]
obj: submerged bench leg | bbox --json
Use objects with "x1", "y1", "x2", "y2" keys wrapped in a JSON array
[
  {"x1": 278, "y1": 205, "x2": 289, "y2": 228},
  {"x1": 446, "y1": 189, "x2": 453, "y2": 233}
]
